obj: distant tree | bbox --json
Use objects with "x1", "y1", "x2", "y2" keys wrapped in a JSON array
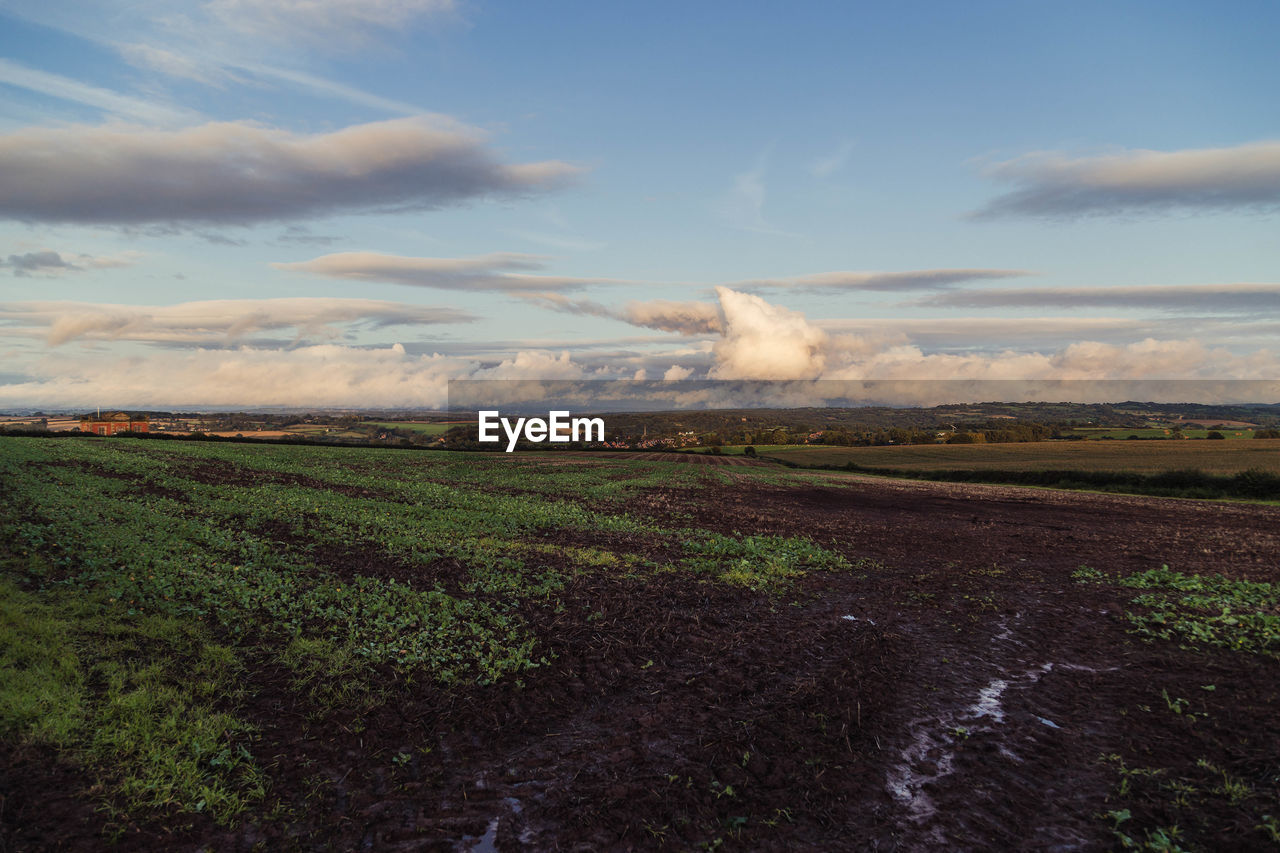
[
  {"x1": 1207, "y1": 431, "x2": 1226, "y2": 440},
  {"x1": 744, "y1": 446, "x2": 757, "y2": 457}
]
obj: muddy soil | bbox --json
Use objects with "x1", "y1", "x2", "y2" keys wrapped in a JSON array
[{"x1": 4, "y1": 472, "x2": 1278, "y2": 852}]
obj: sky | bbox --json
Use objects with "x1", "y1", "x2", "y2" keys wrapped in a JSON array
[{"x1": 1, "y1": 0, "x2": 1278, "y2": 410}]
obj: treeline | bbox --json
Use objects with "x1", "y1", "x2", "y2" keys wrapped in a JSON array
[
  {"x1": 593, "y1": 401, "x2": 1280, "y2": 438},
  {"x1": 690, "y1": 419, "x2": 1056, "y2": 447}
]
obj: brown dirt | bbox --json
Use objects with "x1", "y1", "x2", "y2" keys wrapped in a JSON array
[
  {"x1": 497, "y1": 451, "x2": 768, "y2": 467},
  {"x1": 5, "y1": 472, "x2": 1279, "y2": 851},
  {"x1": 575, "y1": 451, "x2": 767, "y2": 466}
]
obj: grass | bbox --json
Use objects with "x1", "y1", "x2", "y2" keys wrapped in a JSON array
[
  {"x1": 681, "y1": 532, "x2": 853, "y2": 592},
  {"x1": 0, "y1": 575, "x2": 265, "y2": 825},
  {"x1": 1070, "y1": 427, "x2": 1257, "y2": 440},
  {"x1": 368, "y1": 421, "x2": 460, "y2": 435}
]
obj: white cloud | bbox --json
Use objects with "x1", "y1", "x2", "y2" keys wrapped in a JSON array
[
  {"x1": 0, "y1": 57, "x2": 197, "y2": 124},
  {"x1": 662, "y1": 364, "x2": 694, "y2": 381},
  {"x1": 731, "y1": 268, "x2": 1033, "y2": 293},
  {"x1": 0, "y1": 298, "x2": 474, "y2": 347},
  {"x1": 923, "y1": 282, "x2": 1280, "y2": 313},
  {"x1": 473, "y1": 349, "x2": 585, "y2": 380},
  {"x1": 0, "y1": 343, "x2": 461, "y2": 409},
  {"x1": 0, "y1": 117, "x2": 582, "y2": 226},
  {"x1": 706, "y1": 287, "x2": 1280, "y2": 381},
  {"x1": 817, "y1": 316, "x2": 1151, "y2": 349},
  {"x1": 973, "y1": 140, "x2": 1280, "y2": 219},
  {"x1": 7, "y1": 287, "x2": 1278, "y2": 411},
  {"x1": 230, "y1": 59, "x2": 426, "y2": 114},
  {"x1": 0, "y1": 337, "x2": 602, "y2": 409},
  {"x1": 205, "y1": 0, "x2": 458, "y2": 49},
  {"x1": 708, "y1": 287, "x2": 829, "y2": 380},
  {"x1": 275, "y1": 252, "x2": 627, "y2": 292},
  {"x1": 117, "y1": 43, "x2": 245, "y2": 87}
]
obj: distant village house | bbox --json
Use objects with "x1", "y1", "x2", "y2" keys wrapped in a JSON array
[{"x1": 79, "y1": 412, "x2": 149, "y2": 435}]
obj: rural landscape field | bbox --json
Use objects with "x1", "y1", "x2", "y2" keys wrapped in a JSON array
[
  {"x1": 2, "y1": 434, "x2": 1278, "y2": 851},
  {"x1": 747, "y1": 439, "x2": 1280, "y2": 476}
]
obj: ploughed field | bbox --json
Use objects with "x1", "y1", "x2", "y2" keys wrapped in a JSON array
[
  {"x1": 756, "y1": 438, "x2": 1280, "y2": 475},
  {"x1": 1, "y1": 437, "x2": 1278, "y2": 851}
]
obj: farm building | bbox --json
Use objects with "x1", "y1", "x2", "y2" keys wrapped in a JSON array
[{"x1": 79, "y1": 412, "x2": 149, "y2": 435}]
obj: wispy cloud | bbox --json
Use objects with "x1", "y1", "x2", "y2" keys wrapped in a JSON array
[
  {"x1": 0, "y1": 117, "x2": 583, "y2": 226},
  {"x1": 0, "y1": 57, "x2": 197, "y2": 124},
  {"x1": 717, "y1": 148, "x2": 797, "y2": 237},
  {"x1": 275, "y1": 252, "x2": 631, "y2": 292},
  {"x1": 4, "y1": 1, "x2": 439, "y2": 116},
  {"x1": 922, "y1": 283, "x2": 1280, "y2": 313},
  {"x1": 810, "y1": 140, "x2": 855, "y2": 178},
  {"x1": 0, "y1": 297, "x2": 475, "y2": 346},
  {"x1": 1, "y1": 250, "x2": 140, "y2": 277},
  {"x1": 972, "y1": 141, "x2": 1280, "y2": 219},
  {"x1": 274, "y1": 225, "x2": 342, "y2": 247},
  {"x1": 117, "y1": 43, "x2": 246, "y2": 88},
  {"x1": 229, "y1": 59, "x2": 426, "y2": 114},
  {"x1": 116, "y1": 43, "x2": 426, "y2": 114},
  {"x1": 730, "y1": 268, "x2": 1033, "y2": 293},
  {"x1": 516, "y1": 293, "x2": 724, "y2": 334},
  {"x1": 205, "y1": 0, "x2": 459, "y2": 50}
]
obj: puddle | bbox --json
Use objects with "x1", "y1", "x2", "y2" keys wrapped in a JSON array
[
  {"x1": 464, "y1": 817, "x2": 500, "y2": 853},
  {"x1": 884, "y1": 618, "x2": 1069, "y2": 829},
  {"x1": 456, "y1": 798, "x2": 524, "y2": 852},
  {"x1": 968, "y1": 679, "x2": 1009, "y2": 722}
]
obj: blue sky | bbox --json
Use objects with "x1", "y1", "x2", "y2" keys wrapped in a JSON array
[{"x1": 1, "y1": 0, "x2": 1278, "y2": 409}]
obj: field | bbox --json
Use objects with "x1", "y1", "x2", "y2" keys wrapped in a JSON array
[
  {"x1": 2, "y1": 436, "x2": 1278, "y2": 850},
  {"x1": 756, "y1": 439, "x2": 1280, "y2": 476},
  {"x1": 1069, "y1": 428, "x2": 1257, "y2": 440},
  {"x1": 370, "y1": 422, "x2": 460, "y2": 436}
]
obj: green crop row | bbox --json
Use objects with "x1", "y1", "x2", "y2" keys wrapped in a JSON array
[{"x1": 1074, "y1": 565, "x2": 1279, "y2": 655}]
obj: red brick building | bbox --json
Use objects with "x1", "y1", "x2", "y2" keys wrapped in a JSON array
[{"x1": 80, "y1": 412, "x2": 149, "y2": 435}]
